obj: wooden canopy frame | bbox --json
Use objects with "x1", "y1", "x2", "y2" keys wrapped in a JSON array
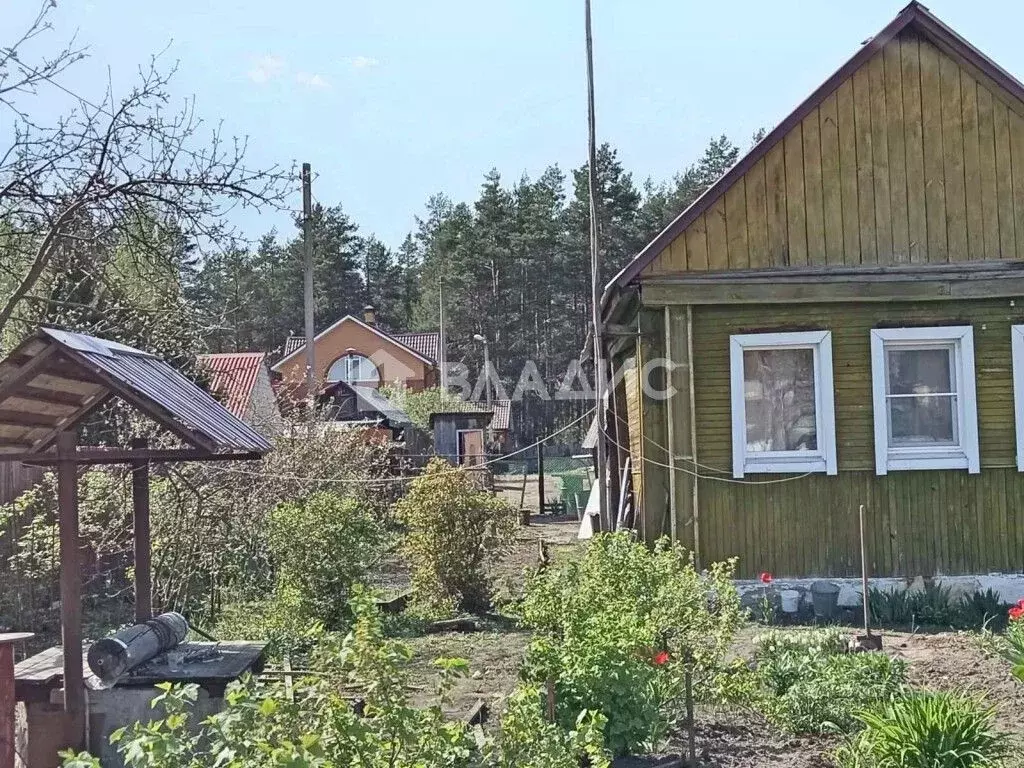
[{"x1": 0, "y1": 328, "x2": 272, "y2": 750}]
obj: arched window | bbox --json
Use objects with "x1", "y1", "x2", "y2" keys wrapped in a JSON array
[{"x1": 326, "y1": 353, "x2": 380, "y2": 385}]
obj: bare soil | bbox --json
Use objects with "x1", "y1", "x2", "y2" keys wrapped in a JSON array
[
  {"x1": 402, "y1": 515, "x2": 580, "y2": 719},
  {"x1": 679, "y1": 629, "x2": 1024, "y2": 768}
]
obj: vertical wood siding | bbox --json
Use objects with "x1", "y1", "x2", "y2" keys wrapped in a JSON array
[
  {"x1": 644, "y1": 30, "x2": 1024, "y2": 275},
  {"x1": 682, "y1": 298, "x2": 1024, "y2": 578}
]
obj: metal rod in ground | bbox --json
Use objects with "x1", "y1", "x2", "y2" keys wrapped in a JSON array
[
  {"x1": 537, "y1": 443, "x2": 544, "y2": 515},
  {"x1": 859, "y1": 503, "x2": 870, "y2": 636},
  {"x1": 684, "y1": 650, "x2": 696, "y2": 766}
]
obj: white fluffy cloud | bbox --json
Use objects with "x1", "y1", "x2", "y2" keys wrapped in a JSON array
[{"x1": 248, "y1": 55, "x2": 286, "y2": 84}]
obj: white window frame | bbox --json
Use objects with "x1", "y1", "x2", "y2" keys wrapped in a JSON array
[
  {"x1": 1011, "y1": 325, "x2": 1024, "y2": 472},
  {"x1": 869, "y1": 326, "x2": 979, "y2": 475},
  {"x1": 729, "y1": 330, "x2": 837, "y2": 478},
  {"x1": 327, "y1": 353, "x2": 380, "y2": 385}
]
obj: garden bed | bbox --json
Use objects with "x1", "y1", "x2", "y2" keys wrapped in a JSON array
[{"x1": 679, "y1": 628, "x2": 1024, "y2": 767}]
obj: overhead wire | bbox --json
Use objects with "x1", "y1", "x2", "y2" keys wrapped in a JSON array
[{"x1": 209, "y1": 407, "x2": 596, "y2": 485}]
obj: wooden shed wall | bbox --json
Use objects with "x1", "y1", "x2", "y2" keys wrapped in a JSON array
[
  {"x1": 644, "y1": 29, "x2": 1024, "y2": 275},
  {"x1": 670, "y1": 297, "x2": 1024, "y2": 578}
]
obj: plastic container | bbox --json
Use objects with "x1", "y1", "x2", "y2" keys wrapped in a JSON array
[
  {"x1": 810, "y1": 580, "x2": 841, "y2": 620},
  {"x1": 780, "y1": 589, "x2": 801, "y2": 613}
]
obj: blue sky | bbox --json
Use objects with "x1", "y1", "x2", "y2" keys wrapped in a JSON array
[{"x1": 13, "y1": 1, "x2": 1024, "y2": 250}]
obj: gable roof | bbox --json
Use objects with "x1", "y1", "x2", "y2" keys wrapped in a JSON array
[
  {"x1": 611, "y1": 1, "x2": 1024, "y2": 289},
  {"x1": 392, "y1": 331, "x2": 441, "y2": 362},
  {"x1": 0, "y1": 328, "x2": 272, "y2": 456},
  {"x1": 272, "y1": 315, "x2": 438, "y2": 371},
  {"x1": 197, "y1": 352, "x2": 267, "y2": 421}
]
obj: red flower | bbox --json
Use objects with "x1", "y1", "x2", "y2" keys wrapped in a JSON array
[
  {"x1": 1010, "y1": 605, "x2": 1024, "y2": 622},
  {"x1": 652, "y1": 651, "x2": 670, "y2": 666},
  {"x1": 759, "y1": 572, "x2": 774, "y2": 585}
]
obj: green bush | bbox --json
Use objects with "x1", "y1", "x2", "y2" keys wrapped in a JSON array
[
  {"x1": 62, "y1": 589, "x2": 611, "y2": 768},
  {"x1": 835, "y1": 691, "x2": 1010, "y2": 768},
  {"x1": 487, "y1": 686, "x2": 609, "y2": 768},
  {"x1": 518, "y1": 532, "x2": 743, "y2": 756},
  {"x1": 394, "y1": 457, "x2": 516, "y2": 618},
  {"x1": 268, "y1": 491, "x2": 383, "y2": 629},
  {"x1": 753, "y1": 629, "x2": 906, "y2": 734}
]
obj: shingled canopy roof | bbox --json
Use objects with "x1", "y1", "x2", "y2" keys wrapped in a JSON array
[{"x1": 0, "y1": 327, "x2": 272, "y2": 461}]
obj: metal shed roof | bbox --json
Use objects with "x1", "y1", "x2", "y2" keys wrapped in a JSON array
[{"x1": 0, "y1": 328, "x2": 272, "y2": 457}]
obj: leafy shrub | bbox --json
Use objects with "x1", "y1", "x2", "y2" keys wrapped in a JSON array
[
  {"x1": 518, "y1": 532, "x2": 743, "y2": 755},
  {"x1": 394, "y1": 457, "x2": 516, "y2": 617},
  {"x1": 487, "y1": 686, "x2": 609, "y2": 768},
  {"x1": 835, "y1": 691, "x2": 1010, "y2": 768},
  {"x1": 213, "y1": 584, "x2": 328, "y2": 661},
  {"x1": 753, "y1": 629, "x2": 906, "y2": 734},
  {"x1": 62, "y1": 589, "x2": 610, "y2": 768},
  {"x1": 267, "y1": 491, "x2": 383, "y2": 629},
  {"x1": 63, "y1": 588, "x2": 477, "y2": 768}
]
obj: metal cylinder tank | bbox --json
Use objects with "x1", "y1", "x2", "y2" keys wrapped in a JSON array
[{"x1": 87, "y1": 612, "x2": 188, "y2": 684}]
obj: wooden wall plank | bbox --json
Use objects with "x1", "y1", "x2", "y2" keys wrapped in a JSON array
[
  {"x1": 993, "y1": 100, "x2": 1016, "y2": 258},
  {"x1": 854, "y1": 66, "x2": 878, "y2": 264},
  {"x1": 784, "y1": 126, "x2": 809, "y2": 266},
  {"x1": 765, "y1": 142, "x2": 789, "y2": 267},
  {"x1": 819, "y1": 91, "x2": 845, "y2": 264},
  {"x1": 962, "y1": 72, "x2": 985, "y2": 259},
  {"x1": 977, "y1": 85, "x2": 1001, "y2": 257},
  {"x1": 1010, "y1": 110, "x2": 1024, "y2": 260},
  {"x1": 868, "y1": 54, "x2": 893, "y2": 261},
  {"x1": 940, "y1": 51, "x2": 968, "y2": 259},
  {"x1": 706, "y1": 198, "x2": 729, "y2": 270},
  {"x1": 685, "y1": 215, "x2": 709, "y2": 271},
  {"x1": 919, "y1": 41, "x2": 948, "y2": 262},
  {"x1": 724, "y1": 178, "x2": 750, "y2": 269},
  {"x1": 802, "y1": 110, "x2": 827, "y2": 265},
  {"x1": 745, "y1": 158, "x2": 770, "y2": 267},
  {"x1": 802, "y1": 108, "x2": 827, "y2": 264},
  {"x1": 901, "y1": 35, "x2": 928, "y2": 263},
  {"x1": 838, "y1": 78, "x2": 862, "y2": 264},
  {"x1": 883, "y1": 41, "x2": 910, "y2": 263}
]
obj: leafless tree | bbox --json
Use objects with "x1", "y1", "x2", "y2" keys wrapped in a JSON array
[{"x1": 0, "y1": 1, "x2": 291, "y2": 339}]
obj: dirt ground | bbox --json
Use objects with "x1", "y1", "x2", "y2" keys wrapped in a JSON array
[
  {"x1": 682, "y1": 630, "x2": 1024, "y2": 768},
  {"x1": 402, "y1": 514, "x2": 581, "y2": 718},
  {"x1": 493, "y1": 472, "x2": 572, "y2": 514}
]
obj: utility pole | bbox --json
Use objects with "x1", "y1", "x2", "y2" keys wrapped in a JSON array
[
  {"x1": 585, "y1": 0, "x2": 610, "y2": 530},
  {"x1": 439, "y1": 282, "x2": 448, "y2": 391},
  {"x1": 302, "y1": 163, "x2": 316, "y2": 417}
]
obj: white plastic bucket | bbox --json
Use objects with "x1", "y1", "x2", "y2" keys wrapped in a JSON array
[{"x1": 780, "y1": 589, "x2": 801, "y2": 614}]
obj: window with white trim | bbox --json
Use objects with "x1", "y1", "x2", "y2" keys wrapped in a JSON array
[
  {"x1": 869, "y1": 326, "x2": 979, "y2": 474},
  {"x1": 729, "y1": 331, "x2": 837, "y2": 478},
  {"x1": 326, "y1": 353, "x2": 380, "y2": 385},
  {"x1": 1010, "y1": 325, "x2": 1024, "y2": 471}
]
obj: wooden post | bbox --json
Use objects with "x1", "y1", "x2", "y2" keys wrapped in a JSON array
[
  {"x1": 0, "y1": 632, "x2": 33, "y2": 768},
  {"x1": 132, "y1": 438, "x2": 152, "y2": 623},
  {"x1": 56, "y1": 431, "x2": 84, "y2": 749},
  {"x1": 301, "y1": 162, "x2": 316, "y2": 415},
  {"x1": 537, "y1": 443, "x2": 544, "y2": 515}
]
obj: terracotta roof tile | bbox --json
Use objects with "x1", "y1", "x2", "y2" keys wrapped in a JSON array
[{"x1": 196, "y1": 352, "x2": 266, "y2": 421}]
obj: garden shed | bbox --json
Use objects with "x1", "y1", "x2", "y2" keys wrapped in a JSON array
[{"x1": 603, "y1": 2, "x2": 1024, "y2": 580}]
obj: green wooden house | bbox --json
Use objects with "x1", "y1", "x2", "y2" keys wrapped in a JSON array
[{"x1": 603, "y1": 2, "x2": 1024, "y2": 579}]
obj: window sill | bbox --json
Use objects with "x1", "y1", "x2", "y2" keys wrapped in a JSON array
[
  {"x1": 739, "y1": 456, "x2": 834, "y2": 476},
  {"x1": 880, "y1": 451, "x2": 976, "y2": 473}
]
